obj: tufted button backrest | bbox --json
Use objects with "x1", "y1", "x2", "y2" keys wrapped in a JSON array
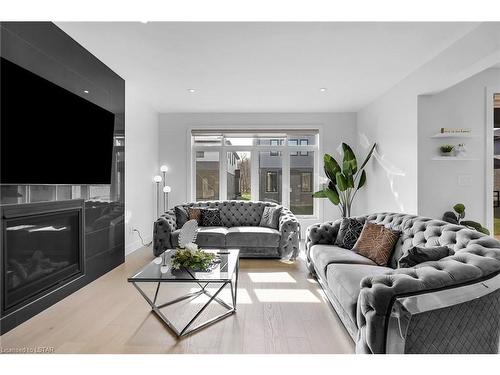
[
  {"x1": 183, "y1": 200, "x2": 275, "y2": 227},
  {"x1": 362, "y1": 212, "x2": 500, "y2": 269}
]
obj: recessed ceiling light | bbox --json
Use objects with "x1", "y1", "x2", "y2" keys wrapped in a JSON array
[
  {"x1": 83, "y1": 90, "x2": 89, "y2": 94},
  {"x1": 188, "y1": 89, "x2": 196, "y2": 93},
  {"x1": 319, "y1": 88, "x2": 327, "y2": 92}
]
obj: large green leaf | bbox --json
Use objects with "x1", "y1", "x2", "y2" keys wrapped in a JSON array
[
  {"x1": 461, "y1": 220, "x2": 489, "y2": 235},
  {"x1": 324, "y1": 154, "x2": 341, "y2": 182},
  {"x1": 442, "y1": 211, "x2": 459, "y2": 224},
  {"x1": 358, "y1": 143, "x2": 377, "y2": 171},
  {"x1": 453, "y1": 203, "x2": 465, "y2": 215},
  {"x1": 357, "y1": 169, "x2": 366, "y2": 190},
  {"x1": 336, "y1": 172, "x2": 348, "y2": 191},
  {"x1": 478, "y1": 227, "x2": 491, "y2": 235},
  {"x1": 312, "y1": 190, "x2": 327, "y2": 198},
  {"x1": 324, "y1": 187, "x2": 340, "y2": 205},
  {"x1": 346, "y1": 173, "x2": 355, "y2": 188},
  {"x1": 342, "y1": 143, "x2": 357, "y2": 174}
]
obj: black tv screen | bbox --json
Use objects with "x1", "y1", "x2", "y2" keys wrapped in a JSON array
[{"x1": 1, "y1": 57, "x2": 115, "y2": 184}]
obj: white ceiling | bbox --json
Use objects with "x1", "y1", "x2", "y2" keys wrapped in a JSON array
[{"x1": 57, "y1": 22, "x2": 479, "y2": 113}]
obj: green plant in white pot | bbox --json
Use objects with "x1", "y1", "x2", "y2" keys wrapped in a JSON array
[
  {"x1": 440, "y1": 144, "x2": 455, "y2": 156},
  {"x1": 313, "y1": 142, "x2": 376, "y2": 218}
]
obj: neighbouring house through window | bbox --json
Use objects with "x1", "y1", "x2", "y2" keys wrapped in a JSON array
[{"x1": 191, "y1": 130, "x2": 318, "y2": 216}]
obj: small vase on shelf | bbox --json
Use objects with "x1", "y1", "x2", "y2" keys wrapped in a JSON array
[{"x1": 455, "y1": 143, "x2": 467, "y2": 158}]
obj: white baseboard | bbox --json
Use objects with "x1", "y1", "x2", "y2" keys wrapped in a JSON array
[{"x1": 125, "y1": 235, "x2": 152, "y2": 256}]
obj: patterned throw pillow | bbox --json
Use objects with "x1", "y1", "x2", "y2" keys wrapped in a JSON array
[
  {"x1": 259, "y1": 206, "x2": 282, "y2": 229},
  {"x1": 352, "y1": 222, "x2": 401, "y2": 266},
  {"x1": 398, "y1": 246, "x2": 454, "y2": 268},
  {"x1": 201, "y1": 208, "x2": 223, "y2": 227},
  {"x1": 335, "y1": 217, "x2": 364, "y2": 249},
  {"x1": 187, "y1": 207, "x2": 202, "y2": 224},
  {"x1": 174, "y1": 206, "x2": 189, "y2": 227}
]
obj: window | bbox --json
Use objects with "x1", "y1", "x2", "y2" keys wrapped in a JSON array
[
  {"x1": 227, "y1": 151, "x2": 251, "y2": 200},
  {"x1": 270, "y1": 139, "x2": 279, "y2": 156},
  {"x1": 196, "y1": 151, "x2": 219, "y2": 201},
  {"x1": 192, "y1": 130, "x2": 318, "y2": 215},
  {"x1": 266, "y1": 172, "x2": 278, "y2": 192},
  {"x1": 301, "y1": 172, "x2": 312, "y2": 192},
  {"x1": 289, "y1": 139, "x2": 298, "y2": 156},
  {"x1": 299, "y1": 139, "x2": 309, "y2": 156}
]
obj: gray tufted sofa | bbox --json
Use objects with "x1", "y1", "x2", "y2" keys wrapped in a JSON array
[
  {"x1": 306, "y1": 213, "x2": 500, "y2": 354},
  {"x1": 154, "y1": 201, "x2": 300, "y2": 260}
]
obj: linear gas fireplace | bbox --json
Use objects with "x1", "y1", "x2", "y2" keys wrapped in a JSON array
[{"x1": 1, "y1": 200, "x2": 85, "y2": 318}]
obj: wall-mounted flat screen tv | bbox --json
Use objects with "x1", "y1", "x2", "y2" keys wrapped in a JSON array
[{"x1": 1, "y1": 57, "x2": 115, "y2": 184}]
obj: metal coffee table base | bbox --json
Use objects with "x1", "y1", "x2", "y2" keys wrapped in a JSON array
[{"x1": 131, "y1": 277, "x2": 238, "y2": 337}]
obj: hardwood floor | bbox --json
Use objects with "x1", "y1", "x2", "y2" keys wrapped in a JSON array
[{"x1": 0, "y1": 246, "x2": 355, "y2": 354}]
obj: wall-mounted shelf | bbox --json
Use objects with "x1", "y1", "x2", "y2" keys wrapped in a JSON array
[
  {"x1": 431, "y1": 156, "x2": 479, "y2": 161},
  {"x1": 430, "y1": 133, "x2": 477, "y2": 138}
]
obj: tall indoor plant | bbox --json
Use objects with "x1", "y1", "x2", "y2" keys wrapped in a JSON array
[{"x1": 313, "y1": 142, "x2": 376, "y2": 217}]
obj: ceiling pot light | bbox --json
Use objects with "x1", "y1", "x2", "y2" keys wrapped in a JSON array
[
  {"x1": 83, "y1": 90, "x2": 89, "y2": 94},
  {"x1": 319, "y1": 88, "x2": 327, "y2": 92},
  {"x1": 188, "y1": 89, "x2": 196, "y2": 93}
]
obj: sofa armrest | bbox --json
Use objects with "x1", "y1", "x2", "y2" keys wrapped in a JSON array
[
  {"x1": 356, "y1": 246, "x2": 500, "y2": 354},
  {"x1": 305, "y1": 220, "x2": 341, "y2": 257},
  {"x1": 278, "y1": 207, "x2": 300, "y2": 260},
  {"x1": 153, "y1": 209, "x2": 177, "y2": 256},
  {"x1": 385, "y1": 272, "x2": 500, "y2": 354}
]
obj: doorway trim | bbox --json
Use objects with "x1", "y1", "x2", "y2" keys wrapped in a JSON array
[{"x1": 486, "y1": 87, "x2": 500, "y2": 234}]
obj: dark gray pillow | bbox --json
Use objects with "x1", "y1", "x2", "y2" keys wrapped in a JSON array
[
  {"x1": 259, "y1": 206, "x2": 282, "y2": 229},
  {"x1": 335, "y1": 217, "x2": 364, "y2": 249},
  {"x1": 398, "y1": 246, "x2": 454, "y2": 268},
  {"x1": 174, "y1": 206, "x2": 189, "y2": 227},
  {"x1": 200, "y1": 208, "x2": 223, "y2": 227}
]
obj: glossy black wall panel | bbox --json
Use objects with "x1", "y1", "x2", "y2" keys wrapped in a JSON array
[{"x1": 0, "y1": 22, "x2": 125, "y2": 334}]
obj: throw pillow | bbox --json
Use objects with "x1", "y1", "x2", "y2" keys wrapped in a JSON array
[
  {"x1": 398, "y1": 246, "x2": 454, "y2": 268},
  {"x1": 187, "y1": 207, "x2": 202, "y2": 224},
  {"x1": 335, "y1": 217, "x2": 365, "y2": 249},
  {"x1": 174, "y1": 206, "x2": 189, "y2": 228},
  {"x1": 259, "y1": 206, "x2": 282, "y2": 229},
  {"x1": 352, "y1": 222, "x2": 401, "y2": 266},
  {"x1": 201, "y1": 208, "x2": 223, "y2": 227}
]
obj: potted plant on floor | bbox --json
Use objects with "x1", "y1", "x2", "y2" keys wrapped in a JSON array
[{"x1": 313, "y1": 142, "x2": 376, "y2": 218}]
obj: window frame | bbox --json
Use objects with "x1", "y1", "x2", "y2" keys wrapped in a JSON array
[{"x1": 190, "y1": 130, "x2": 319, "y2": 218}]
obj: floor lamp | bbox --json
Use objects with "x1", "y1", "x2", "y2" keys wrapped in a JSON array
[
  {"x1": 153, "y1": 175, "x2": 162, "y2": 218},
  {"x1": 160, "y1": 165, "x2": 170, "y2": 212}
]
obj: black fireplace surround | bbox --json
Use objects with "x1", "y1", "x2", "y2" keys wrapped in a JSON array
[
  {"x1": 1, "y1": 200, "x2": 85, "y2": 316},
  {"x1": 0, "y1": 22, "x2": 125, "y2": 334}
]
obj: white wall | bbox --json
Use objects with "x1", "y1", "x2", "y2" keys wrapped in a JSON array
[
  {"x1": 125, "y1": 84, "x2": 159, "y2": 254},
  {"x1": 356, "y1": 23, "x2": 500, "y2": 216},
  {"x1": 418, "y1": 68, "x2": 500, "y2": 228},
  {"x1": 158, "y1": 112, "x2": 357, "y2": 234}
]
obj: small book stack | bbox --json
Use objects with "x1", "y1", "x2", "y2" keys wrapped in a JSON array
[{"x1": 440, "y1": 128, "x2": 472, "y2": 134}]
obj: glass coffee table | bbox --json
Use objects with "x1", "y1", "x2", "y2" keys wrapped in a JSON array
[{"x1": 128, "y1": 249, "x2": 239, "y2": 337}]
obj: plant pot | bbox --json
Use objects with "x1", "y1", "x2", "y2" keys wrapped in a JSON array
[{"x1": 440, "y1": 151, "x2": 454, "y2": 157}]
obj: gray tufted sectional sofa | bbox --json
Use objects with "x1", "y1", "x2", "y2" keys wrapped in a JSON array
[
  {"x1": 306, "y1": 213, "x2": 500, "y2": 354},
  {"x1": 153, "y1": 201, "x2": 300, "y2": 259}
]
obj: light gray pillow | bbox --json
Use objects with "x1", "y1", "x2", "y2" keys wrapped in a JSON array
[{"x1": 259, "y1": 206, "x2": 282, "y2": 229}]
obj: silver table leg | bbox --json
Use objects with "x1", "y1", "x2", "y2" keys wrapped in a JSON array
[{"x1": 131, "y1": 276, "x2": 238, "y2": 338}]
